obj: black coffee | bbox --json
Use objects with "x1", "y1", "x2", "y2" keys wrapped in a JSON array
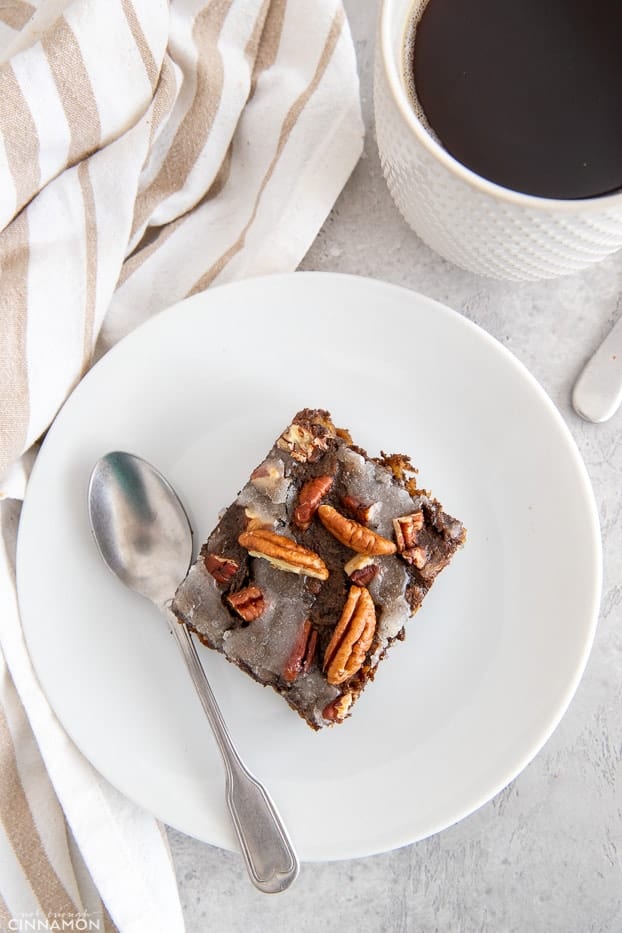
[{"x1": 408, "y1": 0, "x2": 622, "y2": 199}]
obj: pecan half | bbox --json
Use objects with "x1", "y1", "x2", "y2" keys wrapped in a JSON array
[
  {"x1": 323, "y1": 585, "x2": 377, "y2": 685},
  {"x1": 282, "y1": 619, "x2": 318, "y2": 683},
  {"x1": 317, "y1": 505, "x2": 396, "y2": 556},
  {"x1": 293, "y1": 474, "x2": 334, "y2": 530},
  {"x1": 226, "y1": 586, "x2": 266, "y2": 621},
  {"x1": 238, "y1": 528, "x2": 329, "y2": 580},
  {"x1": 341, "y1": 494, "x2": 379, "y2": 525},
  {"x1": 322, "y1": 692, "x2": 353, "y2": 723},
  {"x1": 393, "y1": 512, "x2": 424, "y2": 551},
  {"x1": 203, "y1": 553, "x2": 239, "y2": 585}
]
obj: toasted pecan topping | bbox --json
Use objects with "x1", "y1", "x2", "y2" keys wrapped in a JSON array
[
  {"x1": 293, "y1": 475, "x2": 334, "y2": 531},
  {"x1": 250, "y1": 458, "x2": 286, "y2": 497},
  {"x1": 402, "y1": 545, "x2": 428, "y2": 569},
  {"x1": 349, "y1": 564, "x2": 378, "y2": 587},
  {"x1": 204, "y1": 553, "x2": 239, "y2": 585},
  {"x1": 322, "y1": 692, "x2": 353, "y2": 723},
  {"x1": 317, "y1": 505, "x2": 396, "y2": 556},
  {"x1": 238, "y1": 528, "x2": 329, "y2": 580},
  {"x1": 283, "y1": 619, "x2": 317, "y2": 683},
  {"x1": 340, "y1": 494, "x2": 378, "y2": 525},
  {"x1": 393, "y1": 512, "x2": 424, "y2": 551},
  {"x1": 323, "y1": 585, "x2": 377, "y2": 685},
  {"x1": 344, "y1": 554, "x2": 378, "y2": 586},
  {"x1": 226, "y1": 586, "x2": 266, "y2": 621}
]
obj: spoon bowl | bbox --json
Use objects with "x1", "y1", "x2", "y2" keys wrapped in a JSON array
[{"x1": 88, "y1": 451, "x2": 193, "y2": 606}]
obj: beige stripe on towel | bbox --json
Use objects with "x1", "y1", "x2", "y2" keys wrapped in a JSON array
[
  {"x1": 0, "y1": 708, "x2": 78, "y2": 919},
  {"x1": 77, "y1": 161, "x2": 98, "y2": 371},
  {"x1": 190, "y1": 7, "x2": 344, "y2": 293},
  {"x1": 250, "y1": 0, "x2": 286, "y2": 93},
  {"x1": 120, "y1": 0, "x2": 159, "y2": 87},
  {"x1": 118, "y1": 139, "x2": 235, "y2": 288},
  {"x1": 244, "y1": 0, "x2": 270, "y2": 70},
  {"x1": 42, "y1": 17, "x2": 102, "y2": 165},
  {"x1": 146, "y1": 54, "x2": 180, "y2": 150},
  {"x1": 131, "y1": 0, "x2": 233, "y2": 237},
  {"x1": 0, "y1": 211, "x2": 30, "y2": 481},
  {"x1": 0, "y1": 65, "x2": 40, "y2": 213},
  {"x1": 0, "y1": 1, "x2": 35, "y2": 31},
  {"x1": 0, "y1": 891, "x2": 11, "y2": 929}
]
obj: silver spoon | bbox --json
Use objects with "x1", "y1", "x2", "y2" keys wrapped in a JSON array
[{"x1": 87, "y1": 451, "x2": 299, "y2": 894}]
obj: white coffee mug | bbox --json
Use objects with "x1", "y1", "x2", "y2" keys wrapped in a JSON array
[{"x1": 374, "y1": 0, "x2": 622, "y2": 281}]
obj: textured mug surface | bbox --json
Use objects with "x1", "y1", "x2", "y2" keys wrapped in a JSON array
[{"x1": 374, "y1": 0, "x2": 622, "y2": 281}]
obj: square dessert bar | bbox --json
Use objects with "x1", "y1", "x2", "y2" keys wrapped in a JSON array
[{"x1": 172, "y1": 409, "x2": 466, "y2": 729}]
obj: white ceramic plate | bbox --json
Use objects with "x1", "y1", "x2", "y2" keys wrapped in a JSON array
[{"x1": 17, "y1": 273, "x2": 601, "y2": 860}]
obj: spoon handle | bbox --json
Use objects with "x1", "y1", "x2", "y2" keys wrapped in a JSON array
[
  {"x1": 166, "y1": 613, "x2": 299, "y2": 894},
  {"x1": 572, "y1": 312, "x2": 622, "y2": 422}
]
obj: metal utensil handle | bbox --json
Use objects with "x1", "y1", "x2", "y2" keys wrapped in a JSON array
[
  {"x1": 572, "y1": 313, "x2": 622, "y2": 423},
  {"x1": 166, "y1": 614, "x2": 299, "y2": 894}
]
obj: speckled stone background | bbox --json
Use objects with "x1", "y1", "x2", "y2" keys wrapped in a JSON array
[{"x1": 167, "y1": 3, "x2": 622, "y2": 930}]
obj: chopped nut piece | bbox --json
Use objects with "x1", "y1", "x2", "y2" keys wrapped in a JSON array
[
  {"x1": 226, "y1": 586, "x2": 266, "y2": 621},
  {"x1": 276, "y1": 412, "x2": 337, "y2": 462},
  {"x1": 341, "y1": 494, "x2": 379, "y2": 525},
  {"x1": 238, "y1": 528, "x2": 329, "y2": 580},
  {"x1": 305, "y1": 410, "x2": 337, "y2": 434},
  {"x1": 250, "y1": 458, "x2": 286, "y2": 498},
  {"x1": 418, "y1": 552, "x2": 451, "y2": 583},
  {"x1": 343, "y1": 553, "x2": 375, "y2": 577},
  {"x1": 282, "y1": 619, "x2": 318, "y2": 683},
  {"x1": 402, "y1": 545, "x2": 428, "y2": 569},
  {"x1": 393, "y1": 511, "x2": 424, "y2": 551},
  {"x1": 323, "y1": 585, "x2": 377, "y2": 685},
  {"x1": 277, "y1": 424, "x2": 314, "y2": 461},
  {"x1": 276, "y1": 424, "x2": 326, "y2": 462},
  {"x1": 293, "y1": 475, "x2": 334, "y2": 530},
  {"x1": 322, "y1": 692, "x2": 353, "y2": 723},
  {"x1": 318, "y1": 505, "x2": 396, "y2": 556},
  {"x1": 302, "y1": 633, "x2": 317, "y2": 673},
  {"x1": 203, "y1": 553, "x2": 239, "y2": 585},
  {"x1": 379, "y1": 452, "x2": 418, "y2": 483},
  {"x1": 350, "y1": 564, "x2": 378, "y2": 587},
  {"x1": 243, "y1": 505, "x2": 275, "y2": 531},
  {"x1": 251, "y1": 458, "x2": 283, "y2": 481}
]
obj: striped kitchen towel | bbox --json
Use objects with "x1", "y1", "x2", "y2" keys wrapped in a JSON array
[{"x1": 0, "y1": 1, "x2": 363, "y2": 930}]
